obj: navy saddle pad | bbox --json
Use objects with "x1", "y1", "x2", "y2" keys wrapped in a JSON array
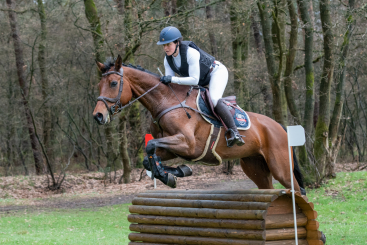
[{"x1": 197, "y1": 92, "x2": 251, "y2": 130}]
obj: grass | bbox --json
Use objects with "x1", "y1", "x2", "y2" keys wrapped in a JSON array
[
  {"x1": 0, "y1": 204, "x2": 131, "y2": 245},
  {"x1": 1, "y1": 171, "x2": 366, "y2": 245},
  {"x1": 275, "y1": 171, "x2": 367, "y2": 244}
]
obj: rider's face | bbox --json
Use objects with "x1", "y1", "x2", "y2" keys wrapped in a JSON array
[{"x1": 163, "y1": 42, "x2": 178, "y2": 56}]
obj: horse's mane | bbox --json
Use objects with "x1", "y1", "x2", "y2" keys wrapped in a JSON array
[{"x1": 102, "y1": 57, "x2": 160, "y2": 78}]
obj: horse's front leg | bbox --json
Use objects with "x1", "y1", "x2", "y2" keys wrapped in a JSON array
[
  {"x1": 144, "y1": 134, "x2": 194, "y2": 188},
  {"x1": 142, "y1": 148, "x2": 188, "y2": 179}
]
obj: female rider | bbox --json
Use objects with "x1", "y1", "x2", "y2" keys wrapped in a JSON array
[{"x1": 157, "y1": 26, "x2": 244, "y2": 147}]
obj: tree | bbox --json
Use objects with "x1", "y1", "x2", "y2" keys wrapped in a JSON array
[
  {"x1": 36, "y1": 0, "x2": 52, "y2": 165},
  {"x1": 230, "y1": 0, "x2": 250, "y2": 110},
  {"x1": 314, "y1": 0, "x2": 335, "y2": 181},
  {"x1": 257, "y1": 0, "x2": 286, "y2": 124},
  {"x1": 6, "y1": 0, "x2": 44, "y2": 175},
  {"x1": 327, "y1": 0, "x2": 356, "y2": 177}
]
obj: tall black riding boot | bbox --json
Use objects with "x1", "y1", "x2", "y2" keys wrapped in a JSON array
[{"x1": 215, "y1": 99, "x2": 245, "y2": 147}]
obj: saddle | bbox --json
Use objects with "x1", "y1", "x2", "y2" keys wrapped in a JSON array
[{"x1": 189, "y1": 88, "x2": 251, "y2": 166}]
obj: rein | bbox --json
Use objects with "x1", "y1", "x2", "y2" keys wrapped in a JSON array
[
  {"x1": 97, "y1": 69, "x2": 160, "y2": 115},
  {"x1": 97, "y1": 68, "x2": 215, "y2": 124}
]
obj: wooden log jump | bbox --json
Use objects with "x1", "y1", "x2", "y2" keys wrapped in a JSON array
[{"x1": 128, "y1": 189, "x2": 324, "y2": 245}]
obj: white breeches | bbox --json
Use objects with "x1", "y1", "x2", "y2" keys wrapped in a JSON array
[{"x1": 208, "y1": 61, "x2": 228, "y2": 107}]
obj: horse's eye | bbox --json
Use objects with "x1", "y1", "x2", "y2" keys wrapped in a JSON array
[{"x1": 111, "y1": 81, "x2": 118, "y2": 88}]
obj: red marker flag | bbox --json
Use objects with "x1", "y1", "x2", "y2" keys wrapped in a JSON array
[{"x1": 145, "y1": 134, "x2": 154, "y2": 147}]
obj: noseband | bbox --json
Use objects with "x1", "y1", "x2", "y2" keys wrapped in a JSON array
[{"x1": 97, "y1": 70, "x2": 124, "y2": 115}]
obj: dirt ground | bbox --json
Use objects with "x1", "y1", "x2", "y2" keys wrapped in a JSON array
[{"x1": 0, "y1": 162, "x2": 363, "y2": 214}]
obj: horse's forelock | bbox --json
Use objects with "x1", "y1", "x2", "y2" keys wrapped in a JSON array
[{"x1": 102, "y1": 57, "x2": 116, "y2": 73}]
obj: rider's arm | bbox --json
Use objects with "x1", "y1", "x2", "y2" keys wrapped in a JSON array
[{"x1": 171, "y1": 48, "x2": 200, "y2": 85}]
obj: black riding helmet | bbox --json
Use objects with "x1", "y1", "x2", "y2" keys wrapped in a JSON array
[{"x1": 157, "y1": 26, "x2": 182, "y2": 45}]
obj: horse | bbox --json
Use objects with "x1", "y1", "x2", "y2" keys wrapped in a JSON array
[{"x1": 93, "y1": 55, "x2": 306, "y2": 195}]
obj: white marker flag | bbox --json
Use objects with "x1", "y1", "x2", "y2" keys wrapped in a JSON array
[
  {"x1": 287, "y1": 125, "x2": 306, "y2": 245},
  {"x1": 287, "y1": 125, "x2": 306, "y2": 146}
]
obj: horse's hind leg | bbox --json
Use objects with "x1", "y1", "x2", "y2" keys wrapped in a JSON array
[
  {"x1": 240, "y1": 156, "x2": 274, "y2": 189},
  {"x1": 263, "y1": 148, "x2": 301, "y2": 192}
]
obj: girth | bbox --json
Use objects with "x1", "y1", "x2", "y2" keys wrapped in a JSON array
[{"x1": 153, "y1": 87, "x2": 215, "y2": 127}]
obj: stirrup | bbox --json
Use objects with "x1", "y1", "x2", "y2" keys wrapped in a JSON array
[{"x1": 225, "y1": 128, "x2": 245, "y2": 147}]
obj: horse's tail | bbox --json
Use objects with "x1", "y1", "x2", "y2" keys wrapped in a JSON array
[{"x1": 279, "y1": 124, "x2": 306, "y2": 194}]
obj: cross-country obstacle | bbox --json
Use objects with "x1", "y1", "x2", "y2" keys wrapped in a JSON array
[{"x1": 128, "y1": 189, "x2": 325, "y2": 245}]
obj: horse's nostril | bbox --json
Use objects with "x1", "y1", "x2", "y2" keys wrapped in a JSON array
[{"x1": 94, "y1": 112, "x2": 104, "y2": 123}]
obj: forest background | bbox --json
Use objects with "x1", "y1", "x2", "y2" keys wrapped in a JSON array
[{"x1": 1, "y1": 0, "x2": 367, "y2": 189}]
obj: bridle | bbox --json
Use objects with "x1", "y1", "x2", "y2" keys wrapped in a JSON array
[
  {"x1": 97, "y1": 68, "x2": 161, "y2": 116},
  {"x1": 97, "y1": 70, "x2": 125, "y2": 116}
]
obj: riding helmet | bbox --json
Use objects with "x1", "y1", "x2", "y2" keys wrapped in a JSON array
[{"x1": 157, "y1": 26, "x2": 182, "y2": 45}]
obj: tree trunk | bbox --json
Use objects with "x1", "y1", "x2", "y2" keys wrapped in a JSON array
[
  {"x1": 298, "y1": 0, "x2": 315, "y2": 135},
  {"x1": 84, "y1": 0, "x2": 105, "y2": 63},
  {"x1": 296, "y1": 0, "x2": 315, "y2": 177},
  {"x1": 314, "y1": 0, "x2": 335, "y2": 180},
  {"x1": 6, "y1": 0, "x2": 44, "y2": 175},
  {"x1": 230, "y1": 1, "x2": 250, "y2": 111},
  {"x1": 327, "y1": 0, "x2": 355, "y2": 177},
  {"x1": 176, "y1": 0, "x2": 190, "y2": 37},
  {"x1": 114, "y1": 0, "x2": 124, "y2": 15},
  {"x1": 37, "y1": 0, "x2": 53, "y2": 166},
  {"x1": 205, "y1": 0, "x2": 218, "y2": 57},
  {"x1": 272, "y1": 0, "x2": 288, "y2": 125},
  {"x1": 257, "y1": 0, "x2": 285, "y2": 124},
  {"x1": 162, "y1": 0, "x2": 171, "y2": 16},
  {"x1": 251, "y1": 11, "x2": 263, "y2": 54},
  {"x1": 84, "y1": 0, "x2": 119, "y2": 176},
  {"x1": 283, "y1": 0, "x2": 300, "y2": 123},
  {"x1": 123, "y1": 0, "x2": 136, "y2": 63},
  {"x1": 105, "y1": 124, "x2": 119, "y2": 175},
  {"x1": 119, "y1": 115, "x2": 132, "y2": 184}
]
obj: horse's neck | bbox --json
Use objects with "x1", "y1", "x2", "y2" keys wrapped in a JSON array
[
  {"x1": 126, "y1": 68, "x2": 170, "y2": 117},
  {"x1": 126, "y1": 68, "x2": 190, "y2": 118}
]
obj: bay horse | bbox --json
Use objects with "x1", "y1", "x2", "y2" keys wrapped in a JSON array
[{"x1": 93, "y1": 56, "x2": 306, "y2": 195}]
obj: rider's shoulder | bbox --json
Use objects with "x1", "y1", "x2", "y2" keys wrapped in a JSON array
[{"x1": 187, "y1": 46, "x2": 200, "y2": 58}]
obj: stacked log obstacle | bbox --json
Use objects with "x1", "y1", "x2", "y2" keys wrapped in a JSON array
[{"x1": 128, "y1": 189, "x2": 324, "y2": 245}]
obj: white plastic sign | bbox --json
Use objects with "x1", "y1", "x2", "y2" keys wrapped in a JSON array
[
  {"x1": 287, "y1": 125, "x2": 306, "y2": 245},
  {"x1": 287, "y1": 125, "x2": 306, "y2": 146}
]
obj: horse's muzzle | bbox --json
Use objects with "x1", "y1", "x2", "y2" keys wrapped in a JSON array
[
  {"x1": 94, "y1": 112, "x2": 104, "y2": 124},
  {"x1": 94, "y1": 112, "x2": 110, "y2": 125}
]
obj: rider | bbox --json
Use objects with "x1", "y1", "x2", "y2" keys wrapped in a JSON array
[{"x1": 157, "y1": 26, "x2": 245, "y2": 147}]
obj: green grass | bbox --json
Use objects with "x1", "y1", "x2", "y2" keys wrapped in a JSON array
[
  {"x1": 1, "y1": 171, "x2": 366, "y2": 244},
  {"x1": 0, "y1": 204, "x2": 131, "y2": 245},
  {"x1": 275, "y1": 171, "x2": 367, "y2": 244}
]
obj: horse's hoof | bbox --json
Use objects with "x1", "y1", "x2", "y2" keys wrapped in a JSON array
[
  {"x1": 321, "y1": 231, "x2": 326, "y2": 244},
  {"x1": 177, "y1": 165, "x2": 192, "y2": 177},
  {"x1": 142, "y1": 156, "x2": 151, "y2": 171},
  {"x1": 300, "y1": 187, "x2": 307, "y2": 196},
  {"x1": 166, "y1": 173, "x2": 177, "y2": 188}
]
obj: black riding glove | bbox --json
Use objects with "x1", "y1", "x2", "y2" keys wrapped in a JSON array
[{"x1": 160, "y1": 75, "x2": 172, "y2": 85}]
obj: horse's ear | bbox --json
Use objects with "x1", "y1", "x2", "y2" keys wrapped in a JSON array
[
  {"x1": 95, "y1": 60, "x2": 105, "y2": 72},
  {"x1": 115, "y1": 55, "x2": 122, "y2": 71}
]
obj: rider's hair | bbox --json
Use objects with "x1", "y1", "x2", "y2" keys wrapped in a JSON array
[{"x1": 174, "y1": 37, "x2": 183, "y2": 45}]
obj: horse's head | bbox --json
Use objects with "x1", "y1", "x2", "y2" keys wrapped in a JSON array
[{"x1": 93, "y1": 55, "x2": 133, "y2": 125}]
